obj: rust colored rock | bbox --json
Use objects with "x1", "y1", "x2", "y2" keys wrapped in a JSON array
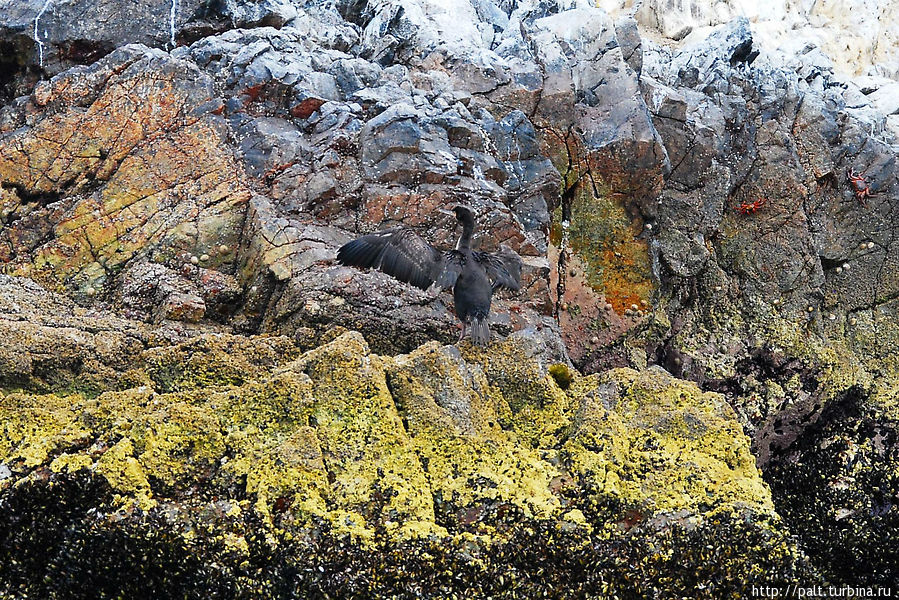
[
  {"x1": 0, "y1": 46, "x2": 250, "y2": 297},
  {"x1": 291, "y1": 97, "x2": 326, "y2": 119},
  {"x1": 154, "y1": 291, "x2": 206, "y2": 324}
]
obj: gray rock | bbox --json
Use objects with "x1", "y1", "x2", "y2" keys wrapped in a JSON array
[
  {"x1": 0, "y1": 0, "x2": 207, "y2": 77},
  {"x1": 235, "y1": 117, "x2": 313, "y2": 177},
  {"x1": 667, "y1": 17, "x2": 758, "y2": 93},
  {"x1": 329, "y1": 57, "x2": 383, "y2": 95},
  {"x1": 530, "y1": 7, "x2": 670, "y2": 207},
  {"x1": 288, "y1": 5, "x2": 360, "y2": 51},
  {"x1": 867, "y1": 82, "x2": 899, "y2": 116},
  {"x1": 614, "y1": 15, "x2": 642, "y2": 77},
  {"x1": 351, "y1": 83, "x2": 412, "y2": 112},
  {"x1": 217, "y1": 0, "x2": 299, "y2": 28}
]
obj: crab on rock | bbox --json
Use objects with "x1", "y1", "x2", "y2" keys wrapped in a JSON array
[
  {"x1": 846, "y1": 168, "x2": 875, "y2": 205},
  {"x1": 735, "y1": 197, "x2": 767, "y2": 216}
]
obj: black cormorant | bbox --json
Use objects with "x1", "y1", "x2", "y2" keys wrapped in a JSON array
[{"x1": 336, "y1": 205, "x2": 523, "y2": 346}]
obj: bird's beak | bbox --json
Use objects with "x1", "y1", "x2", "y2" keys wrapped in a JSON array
[{"x1": 437, "y1": 207, "x2": 455, "y2": 217}]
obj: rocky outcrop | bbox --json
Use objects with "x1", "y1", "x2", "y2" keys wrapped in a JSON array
[
  {"x1": 0, "y1": 45, "x2": 249, "y2": 311},
  {"x1": 1, "y1": 0, "x2": 899, "y2": 593},
  {"x1": 0, "y1": 0, "x2": 217, "y2": 100},
  {"x1": 0, "y1": 277, "x2": 813, "y2": 597},
  {"x1": 606, "y1": 0, "x2": 899, "y2": 78}
]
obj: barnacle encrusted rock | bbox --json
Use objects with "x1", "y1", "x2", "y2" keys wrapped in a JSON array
[{"x1": 0, "y1": 281, "x2": 815, "y2": 596}]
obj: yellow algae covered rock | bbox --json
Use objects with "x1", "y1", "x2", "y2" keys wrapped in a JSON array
[
  {"x1": 385, "y1": 342, "x2": 566, "y2": 531},
  {"x1": 95, "y1": 437, "x2": 153, "y2": 506},
  {"x1": 0, "y1": 329, "x2": 437, "y2": 540},
  {"x1": 292, "y1": 331, "x2": 437, "y2": 539},
  {"x1": 0, "y1": 320, "x2": 814, "y2": 597},
  {"x1": 142, "y1": 333, "x2": 300, "y2": 393},
  {"x1": 565, "y1": 367, "x2": 773, "y2": 521},
  {"x1": 0, "y1": 392, "x2": 89, "y2": 467},
  {"x1": 459, "y1": 331, "x2": 575, "y2": 448}
]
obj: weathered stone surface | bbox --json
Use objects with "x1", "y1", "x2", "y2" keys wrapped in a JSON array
[
  {"x1": 116, "y1": 260, "x2": 240, "y2": 324},
  {"x1": 0, "y1": 47, "x2": 249, "y2": 301},
  {"x1": 0, "y1": 297, "x2": 815, "y2": 595},
  {"x1": 0, "y1": 274, "x2": 148, "y2": 394},
  {"x1": 0, "y1": 0, "x2": 209, "y2": 80},
  {"x1": 531, "y1": 8, "x2": 669, "y2": 206},
  {"x1": 1, "y1": 0, "x2": 899, "y2": 592}
]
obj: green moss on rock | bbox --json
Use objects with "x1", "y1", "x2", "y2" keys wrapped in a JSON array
[{"x1": 548, "y1": 363, "x2": 574, "y2": 389}]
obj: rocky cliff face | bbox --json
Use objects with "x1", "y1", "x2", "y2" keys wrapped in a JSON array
[{"x1": 1, "y1": 0, "x2": 897, "y2": 596}]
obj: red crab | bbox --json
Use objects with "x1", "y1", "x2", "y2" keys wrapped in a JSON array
[
  {"x1": 846, "y1": 168, "x2": 875, "y2": 205},
  {"x1": 735, "y1": 197, "x2": 768, "y2": 215}
]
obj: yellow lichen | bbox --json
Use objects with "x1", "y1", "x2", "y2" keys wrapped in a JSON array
[
  {"x1": 0, "y1": 392, "x2": 87, "y2": 467},
  {"x1": 95, "y1": 437, "x2": 155, "y2": 510},
  {"x1": 289, "y1": 332, "x2": 436, "y2": 538},
  {"x1": 1, "y1": 327, "x2": 782, "y2": 553},
  {"x1": 386, "y1": 341, "x2": 569, "y2": 529},
  {"x1": 459, "y1": 335, "x2": 575, "y2": 449},
  {"x1": 564, "y1": 367, "x2": 774, "y2": 517},
  {"x1": 50, "y1": 453, "x2": 93, "y2": 474}
]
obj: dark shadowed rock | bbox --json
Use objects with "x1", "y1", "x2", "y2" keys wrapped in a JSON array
[{"x1": 0, "y1": 0, "x2": 208, "y2": 79}]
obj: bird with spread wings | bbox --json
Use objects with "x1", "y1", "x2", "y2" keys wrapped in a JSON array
[{"x1": 336, "y1": 205, "x2": 522, "y2": 346}]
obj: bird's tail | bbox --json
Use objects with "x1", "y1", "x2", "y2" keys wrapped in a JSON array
[{"x1": 469, "y1": 316, "x2": 490, "y2": 347}]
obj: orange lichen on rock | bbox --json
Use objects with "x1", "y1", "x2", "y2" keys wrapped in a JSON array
[
  {"x1": 541, "y1": 129, "x2": 655, "y2": 317},
  {"x1": 0, "y1": 48, "x2": 250, "y2": 291}
]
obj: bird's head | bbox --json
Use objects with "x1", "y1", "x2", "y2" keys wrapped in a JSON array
[{"x1": 438, "y1": 204, "x2": 476, "y2": 228}]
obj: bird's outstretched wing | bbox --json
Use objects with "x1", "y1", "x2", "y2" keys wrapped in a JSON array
[
  {"x1": 434, "y1": 250, "x2": 464, "y2": 291},
  {"x1": 474, "y1": 245, "x2": 522, "y2": 291},
  {"x1": 338, "y1": 227, "x2": 450, "y2": 291}
]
